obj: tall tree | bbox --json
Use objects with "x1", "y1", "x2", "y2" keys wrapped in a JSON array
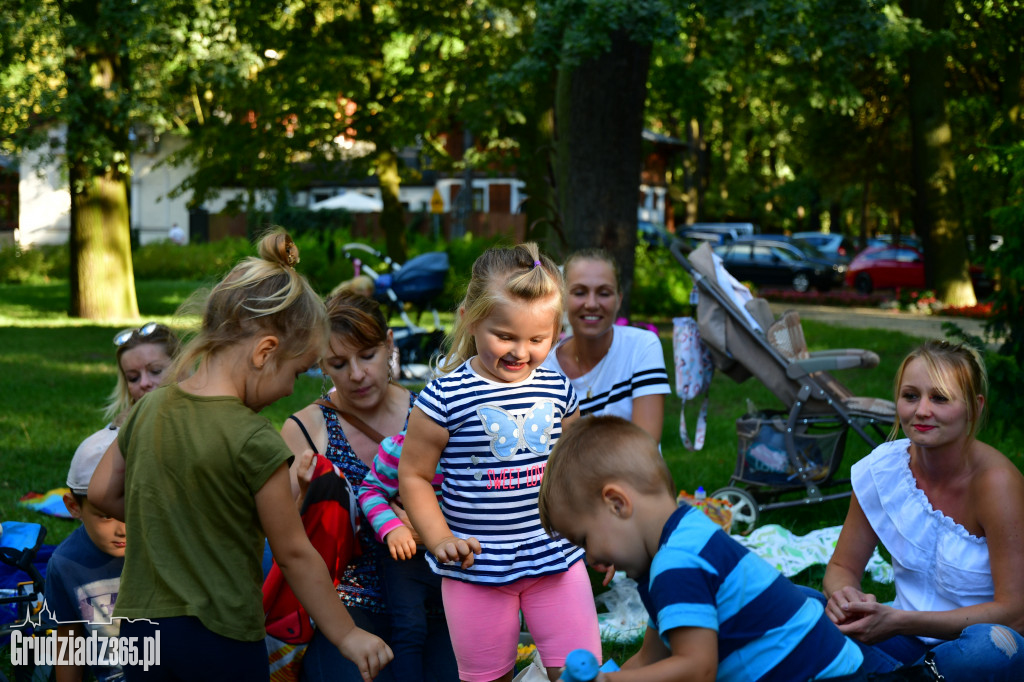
[
  {"x1": 903, "y1": 0, "x2": 976, "y2": 306},
  {"x1": 61, "y1": 0, "x2": 139, "y2": 319},
  {"x1": 1, "y1": 0, "x2": 198, "y2": 319}
]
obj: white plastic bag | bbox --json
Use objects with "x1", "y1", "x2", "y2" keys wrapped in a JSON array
[{"x1": 595, "y1": 574, "x2": 648, "y2": 643}]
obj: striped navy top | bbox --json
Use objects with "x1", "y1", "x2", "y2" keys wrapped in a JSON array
[
  {"x1": 415, "y1": 360, "x2": 584, "y2": 585},
  {"x1": 638, "y1": 505, "x2": 864, "y2": 681}
]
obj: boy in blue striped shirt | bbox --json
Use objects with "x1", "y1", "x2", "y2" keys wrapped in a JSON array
[{"x1": 539, "y1": 416, "x2": 892, "y2": 682}]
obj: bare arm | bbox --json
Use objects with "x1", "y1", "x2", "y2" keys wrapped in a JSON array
[
  {"x1": 631, "y1": 394, "x2": 665, "y2": 444},
  {"x1": 822, "y1": 492, "x2": 880, "y2": 625},
  {"x1": 398, "y1": 408, "x2": 480, "y2": 568},
  {"x1": 257, "y1": 463, "x2": 392, "y2": 681},
  {"x1": 603, "y1": 626, "x2": 717, "y2": 682},
  {"x1": 87, "y1": 439, "x2": 126, "y2": 521},
  {"x1": 280, "y1": 409, "x2": 320, "y2": 502},
  {"x1": 54, "y1": 624, "x2": 85, "y2": 682}
]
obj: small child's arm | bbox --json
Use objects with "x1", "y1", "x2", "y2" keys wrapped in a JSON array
[
  {"x1": 603, "y1": 625, "x2": 717, "y2": 682},
  {"x1": 53, "y1": 623, "x2": 85, "y2": 682},
  {"x1": 357, "y1": 435, "x2": 416, "y2": 560},
  {"x1": 398, "y1": 408, "x2": 480, "y2": 568},
  {"x1": 258, "y1": 463, "x2": 393, "y2": 681},
  {"x1": 88, "y1": 438, "x2": 126, "y2": 521}
]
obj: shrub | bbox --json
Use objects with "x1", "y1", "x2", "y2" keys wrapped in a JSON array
[
  {"x1": 631, "y1": 245, "x2": 694, "y2": 317},
  {"x1": 0, "y1": 244, "x2": 68, "y2": 283}
]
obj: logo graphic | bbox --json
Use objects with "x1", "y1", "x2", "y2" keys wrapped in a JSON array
[
  {"x1": 477, "y1": 401, "x2": 555, "y2": 460},
  {"x1": 8, "y1": 602, "x2": 160, "y2": 673}
]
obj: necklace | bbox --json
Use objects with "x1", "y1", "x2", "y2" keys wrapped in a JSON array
[{"x1": 573, "y1": 340, "x2": 609, "y2": 400}]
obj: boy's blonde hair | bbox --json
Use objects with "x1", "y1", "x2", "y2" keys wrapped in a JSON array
[
  {"x1": 170, "y1": 228, "x2": 329, "y2": 381},
  {"x1": 889, "y1": 339, "x2": 988, "y2": 441},
  {"x1": 439, "y1": 242, "x2": 563, "y2": 374},
  {"x1": 539, "y1": 415, "x2": 675, "y2": 536}
]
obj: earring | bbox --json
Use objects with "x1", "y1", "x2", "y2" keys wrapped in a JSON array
[{"x1": 319, "y1": 371, "x2": 329, "y2": 398}]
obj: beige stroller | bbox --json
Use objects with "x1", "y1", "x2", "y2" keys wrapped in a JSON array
[{"x1": 671, "y1": 242, "x2": 896, "y2": 533}]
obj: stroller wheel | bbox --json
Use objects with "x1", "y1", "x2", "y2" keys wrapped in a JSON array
[{"x1": 712, "y1": 486, "x2": 760, "y2": 535}]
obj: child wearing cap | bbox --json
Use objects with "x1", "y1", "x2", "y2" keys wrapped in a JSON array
[{"x1": 44, "y1": 427, "x2": 127, "y2": 682}]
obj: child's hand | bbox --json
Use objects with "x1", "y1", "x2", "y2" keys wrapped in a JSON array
[
  {"x1": 590, "y1": 561, "x2": 617, "y2": 586},
  {"x1": 295, "y1": 449, "x2": 317, "y2": 505},
  {"x1": 432, "y1": 535, "x2": 482, "y2": 569},
  {"x1": 385, "y1": 526, "x2": 417, "y2": 560},
  {"x1": 337, "y1": 627, "x2": 394, "y2": 682},
  {"x1": 389, "y1": 500, "x2": 423, "y2": 545}
]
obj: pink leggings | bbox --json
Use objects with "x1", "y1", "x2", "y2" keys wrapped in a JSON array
[{"x1": 441, "y1": 562, "x2": 601, "y2": 681}]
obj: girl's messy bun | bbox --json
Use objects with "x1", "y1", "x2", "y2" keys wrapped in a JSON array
[{"x1": 169, "y1": 227, "x2": 327, "y2": 381}]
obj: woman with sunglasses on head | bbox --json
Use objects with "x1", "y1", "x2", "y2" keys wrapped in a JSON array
[
  {"x1": 73, "y1": 323, "x2": 182, "y2": 469},
  {"x1": 107, "y1": 322, "x2": 181, "y2": 426}
]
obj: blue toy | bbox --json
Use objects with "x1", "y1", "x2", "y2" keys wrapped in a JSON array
[{"x1": 560, "y1": 649, "x2": 619, "y2": 681}]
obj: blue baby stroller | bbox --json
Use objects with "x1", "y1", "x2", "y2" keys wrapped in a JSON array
[{"x1": 342, "y1": 243, "x2": 449, "y2": 383}]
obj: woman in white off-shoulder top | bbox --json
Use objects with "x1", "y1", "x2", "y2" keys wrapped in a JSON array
[{"x1": 823, "y1": 340, "x2": 1024, "y2": 680}]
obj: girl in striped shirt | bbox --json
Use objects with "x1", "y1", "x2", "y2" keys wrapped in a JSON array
[{"x1": 399, "y1": 243, "x2": 602, "y2": 682}]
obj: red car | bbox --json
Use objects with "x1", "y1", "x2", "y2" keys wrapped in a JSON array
[{"x1": 846, "y1": 245, "x2": 992, "y2": 295}]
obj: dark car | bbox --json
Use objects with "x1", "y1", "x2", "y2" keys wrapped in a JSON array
[
  {"x1": 713, "y1": 239, "x2": 847, "y2": 292},
  {"x1": 846, "y1": 245, "x2": 993, "y2": 295}
]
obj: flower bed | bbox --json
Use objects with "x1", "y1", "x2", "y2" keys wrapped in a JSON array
[{"x1": 757, "y1": 287, "x2": 994, "y2": 319}]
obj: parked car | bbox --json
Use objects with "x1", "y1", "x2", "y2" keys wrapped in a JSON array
[
  {"x1": 846, "y1": 245, "x2": 993, "y2": 295},
  {"x1": 713, "y1": 238, "x2": 847, "y2": 292},
  {"x1": 791, "y1": 232, "x2": 857, "y2": 263},
  {"x1": 682, "y1": 222, "x2": 758, "y2": 243}
]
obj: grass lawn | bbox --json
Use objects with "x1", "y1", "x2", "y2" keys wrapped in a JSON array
[{"x1": 5, "y1": 278, "x2": 1020, "y2": 666}]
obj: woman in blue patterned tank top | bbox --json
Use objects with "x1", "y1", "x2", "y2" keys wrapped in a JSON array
[{"x1": 281, "y1": 291, "x2": 455, "y2": 682}]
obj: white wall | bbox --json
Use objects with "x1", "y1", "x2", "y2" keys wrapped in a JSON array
[{"x1": 18, "y1": 137, "x2": 71, "y2": 246}]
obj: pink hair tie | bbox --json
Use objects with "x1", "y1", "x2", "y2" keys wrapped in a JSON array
[{"x1": 533, "y1": 259, "x2": 542, "y2": 268}]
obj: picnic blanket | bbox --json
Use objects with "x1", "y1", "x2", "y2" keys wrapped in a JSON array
[
  {"x1": 18, "y1": 488, "x2": 73, "y2": 518},
  {"x1": 735, "y1": 524, "x2": 894, "y2": 583}
]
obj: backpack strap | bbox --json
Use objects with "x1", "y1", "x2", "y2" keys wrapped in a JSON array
[{"x1": 315, "y1": 399, "x2": 386, "y2": 444}]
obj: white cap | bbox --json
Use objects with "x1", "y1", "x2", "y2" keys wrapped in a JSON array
[{"x1": 67, "y1": 427, "x2": 118, "y2": 495}]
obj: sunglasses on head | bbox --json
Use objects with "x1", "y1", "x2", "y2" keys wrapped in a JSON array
[{"x1": 113, "y1": 322, "x2": 162, "y2": 347}]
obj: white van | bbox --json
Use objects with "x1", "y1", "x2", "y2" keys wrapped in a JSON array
[{"x1": 681, "y1": 223, "x2": 758, "y2": 243}]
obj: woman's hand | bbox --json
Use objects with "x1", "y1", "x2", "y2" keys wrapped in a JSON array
[
  {"x1": 337, "y1": 627, "x2": 394, "y2": 682},
  {"x1": 385, "y1": 526, "x2": 417, "y2": 561},
  {"x1": 825, "y1": 585, "x2": 876, "y2": 626},
  {"x1": 834, "y1": 600, "x2": 900, "y2": 645},
  {"x1": 432, "y1": 535, "x2": 482, "y2": 569}
]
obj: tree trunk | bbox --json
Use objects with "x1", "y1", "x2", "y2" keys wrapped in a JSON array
[
  {"x1": 69, "y1": 166, "x2": 138, "y2": 319},
  {"x1": 556, "y1": 31, "x2": 651, "y2": 316},
  {"x1": 521, "y1": 74, "x2": 562, "y2": 254},
  {"x1": 376, "y1": 148, "x2": 407, "y2": 264},
  {"x1": 63, "y1": 11, "x2": 139, "y2": 320},
  {"x1": 904, "y1": 0, "x2": 975, "y2": 306}
]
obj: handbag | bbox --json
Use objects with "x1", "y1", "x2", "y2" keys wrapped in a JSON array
[
  {"x1": 672, "y1": 317, "x2": 713, "y2": 450},
  {"x1": 829, "y1": 652, "x2": 944, "y2": 681}
]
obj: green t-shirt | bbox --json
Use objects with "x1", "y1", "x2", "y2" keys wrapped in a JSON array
[{"x1": 114, "y1": 383, "x2": 291, "y2": 641}]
